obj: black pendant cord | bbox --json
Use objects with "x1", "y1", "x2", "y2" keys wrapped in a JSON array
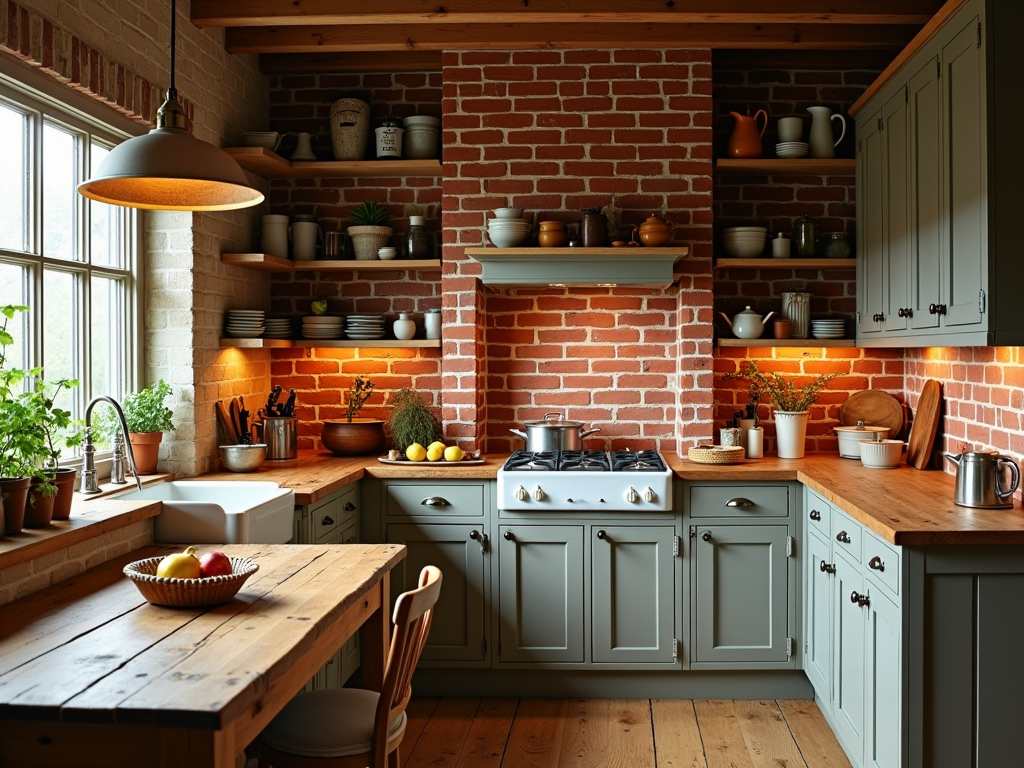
[{"x1": 167, "y1": 0, "x2": 177, "y2": 101}]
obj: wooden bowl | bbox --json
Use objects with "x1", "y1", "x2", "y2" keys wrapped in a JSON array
[{"x1": 124, "y1": 556, "x2": 259, "y2": 607}]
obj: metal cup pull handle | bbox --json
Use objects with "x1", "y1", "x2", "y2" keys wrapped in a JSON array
[
  {"x1": 725, "y1": 498, "x2": 755, "y2": 508},
  {"x1": 421, "y1": 496, "x2": 451, "y2": 507}
]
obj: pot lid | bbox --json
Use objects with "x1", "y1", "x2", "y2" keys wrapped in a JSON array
[
  {"x1": 523, "y1": 413, "x2": 586, "y2": 429},
  {"x1": 834, "y1": 425, "x2": 889, "y2": 434}
]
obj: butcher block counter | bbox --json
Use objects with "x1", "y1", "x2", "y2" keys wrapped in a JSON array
[{"x1": 0, "y1": 542, "x2": 405, "y2": 768}]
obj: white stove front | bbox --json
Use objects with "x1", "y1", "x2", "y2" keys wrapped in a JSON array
[{"x1": 497, "y1": 468, "x2": 673, "y2": 512}]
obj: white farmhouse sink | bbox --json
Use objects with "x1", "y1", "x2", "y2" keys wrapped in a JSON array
[{"x1": 119, "y1": 481, "x2": 295, "y2": 544}]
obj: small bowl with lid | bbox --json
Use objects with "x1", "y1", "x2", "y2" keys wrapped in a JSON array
[{"x1": 835, "y1": 424, "x2": 890, "y2": 459}]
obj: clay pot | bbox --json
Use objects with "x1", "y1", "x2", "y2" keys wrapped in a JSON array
[
  {"x1": 538, "y1": 230, "x2": 568, "y2": 247},
  {"x1": 50, "y1": 468, "x2": 79, "y2": 521},
  {"x1": 129, "y1": 432, "x2": 163, "y2": 475},
  {"x1": 24, "y1": 476, "x2": 56, "y2": 528},
  {"x1": 636, "y1": 215, "x2": 672, "y2": 247},
  {"x1": 321, "y1": 419, "x2": 387, "y2": 456},
  {"x1": 0, "y1": 476, "x2": 31, "y2": 534}
]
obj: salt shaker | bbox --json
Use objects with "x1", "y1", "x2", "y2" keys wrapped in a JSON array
[{"x1": 746, "y1": 426, "x2": 764, "y2": 459}]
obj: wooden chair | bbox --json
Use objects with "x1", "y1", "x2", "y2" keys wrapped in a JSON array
[{"x1": 258, "y1": 565, "x2": 442, "y2": 768}]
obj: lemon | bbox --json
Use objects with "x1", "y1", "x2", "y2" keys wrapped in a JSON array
[
  {"x1": 156, "y1": 546, "x2": 201, "y2": 579},
  {"x1": 405, "y1": 443, "x2": 427, "y2": 462},
  {"x1": 444, "y1": 445, "x2": 466, "y2": 462},
  {"x1": 426, "y1": 441, "x2": 447, "y2": 461}
]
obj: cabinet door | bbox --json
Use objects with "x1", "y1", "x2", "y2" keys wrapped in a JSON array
[
  {"x1": 882, "y1": 86, "x2": 911, "y2": 333},
  {"x1": 832, "y1": 552, "x2": 866, "y2": 765},
  {"x1": 941, "y1": 14, "x2": 986, "y2": 330},
  {"x1": 804, "y1": 530, "x2": 834, "y2": 704},
  {"x1": 858, "y1": 108, "x2": 886, "y2": 336},
  {"x1": 498, "y1": 525, "x2": 584, "y2": 664},
  {"x1": 692, "y1": 525, "x2": 789, "y2": 664},
  {"x1": 386, "y1": 523, "x2": 488, "y2": 663},
  {"x1": 908, "y1": 56, "x2": 944, "y2": 331},
  {"x1": 592, "y1": 526, "x2": 675, "y2": 664},
  {"x1": 338, "y1": 518, "x2": 361, "y2": 685},
  {"x1": 865, "y1": 587, "x2": 901, "y2": 768}
]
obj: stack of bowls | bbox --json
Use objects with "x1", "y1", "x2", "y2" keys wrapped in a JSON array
[
  {"x1": 487, "y1": 208, "x2": 530, "y2": 248},
  {"x1": 302, "y1": 315, "x2": 343, "y2": 340},
  {"x1": 722, "y1": 227, "x2": 768, "y2": 257},
  {"x1": 345, "y1": 314, "x2": 386, "y2": 341},
  {"x1": 538, "y1": 221, "x2": 568, "y2": 248}
]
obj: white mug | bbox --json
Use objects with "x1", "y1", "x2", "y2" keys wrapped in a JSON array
[
  {"x1": 777, "y1": 117, "x2": 803, "y2": 143},
  {"x1": 261, "y1": 215, "x2": 289, "y2": 258},
  {"x1": 290, "y1": 220, "x2": 320, "y2": 261}
]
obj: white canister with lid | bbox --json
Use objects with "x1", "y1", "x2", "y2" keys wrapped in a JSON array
[
  {"x1": 424, "y1": 308, "x2": 441, "y2": 339},
  {"x1": 835, "y1": 423, "x2": 890, "y2": 459},
  {"x1": 393, "y1": 312, "x2": 416, "y2": 340},
  {"x1": 403, "y1": 116, "x2": 440, "y2": 159}
]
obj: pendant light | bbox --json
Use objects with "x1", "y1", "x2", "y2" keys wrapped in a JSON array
[{"x1": 77, "y1": 0, "x2": 263, "y2": 211}]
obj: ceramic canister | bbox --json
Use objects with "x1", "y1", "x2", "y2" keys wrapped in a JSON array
[{"x1": 330, "y1": 98, "x2": 370, "y2": 160}]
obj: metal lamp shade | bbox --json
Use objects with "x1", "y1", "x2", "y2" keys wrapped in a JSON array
[{"x1": 78, "y1": 125, "x2": 264, "y2": 211}]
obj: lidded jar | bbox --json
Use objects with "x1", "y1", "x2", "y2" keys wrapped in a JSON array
[
  {"x1": 405, "y1": 215, "x2": 431, "y2": 259},
  {"x1": 636, "y1": 215, "x2": 671, "y2": 247},
  {"x1": 792, "y1": 214, "x2": 819, "y2": 258},
  {"x1": 374, "y1": 116, "x2": 404, "y2": 159},
  {"x1": 579, "y1": 207, "x2": 608, "y2": 248},
  {"x1": 824, "y1": 232, "x2": 852, "y2": 259}
]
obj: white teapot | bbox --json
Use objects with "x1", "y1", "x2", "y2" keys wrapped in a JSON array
[{"x1": 719, "y1": 306, "x2": 776, "y2": 339}]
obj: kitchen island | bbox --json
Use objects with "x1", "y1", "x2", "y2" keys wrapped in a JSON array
[{"x1": 0, "y1": 542, "x2": 405, "y2": 768}]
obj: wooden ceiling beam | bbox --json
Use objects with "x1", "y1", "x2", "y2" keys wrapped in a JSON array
[
  {"x1": 259, "y1": 50, "x2": 443, "y2": 74},
  {"x1": 193, "y1": 0, "x2": 943, "y2": 29},
  {"x1": 226, "y1": 23, "x2": 922, "y2": 55}
]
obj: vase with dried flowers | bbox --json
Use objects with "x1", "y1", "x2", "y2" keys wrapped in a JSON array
[{"x1": 321, "y1": 376, "x2": 386, "y2": 456}]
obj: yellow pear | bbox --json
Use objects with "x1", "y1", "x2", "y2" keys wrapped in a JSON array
[
  {"x1": 426, "y1": 441, "x2": 447, "y2": 462},
  {"x1": 156, "y1": 546, "x2": 202, "y2": 579},
  {"x1": 405, "y1": 443, "x2": 427, "y2": 462},
  {"x1": 444, "y1": 445, "x2": 466, "y2": 462}
]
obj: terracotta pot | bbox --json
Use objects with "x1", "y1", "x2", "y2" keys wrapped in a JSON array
[
  {"x1": 50, "y1": 468, "x2": 79, "y2": 521},
  {"x1": 0, "y1": 476, "x2": 31, "y2": 534},
  {"x1": 636, "y1": 215, "x2": 671, "y2": 247},
  {"x1": 24, "y1": 476, "x2": 56, "y2": 528},
  {"x1": 321, "y1": 419, "x2": 386, "y2": 456},
  {"x1": 538, "y1": 230, "x2": 568, "y2": 248},
  {"x1": 129, "y1": 431, "x2": 163, "y2": 475}
]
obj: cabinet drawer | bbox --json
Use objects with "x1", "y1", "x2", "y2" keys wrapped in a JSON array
[
  {"x1": 805, "y1": 491, "x2": 832, "y2": 540},
  {"x1": 831, "y1": 510, "x2": 862, "y2": 563},
  {"x1": 863, "y1": 533, "x2": 900, "y2": 597},
  {"x1": 385, "y1": 483, "x2": 485, "y2": 517},
  {"x1": 312, "y1": 497, "x2": 342, "y2": 541},
  {"x1": 690, "y1": 485, "x2": 789, "y2": 518}
]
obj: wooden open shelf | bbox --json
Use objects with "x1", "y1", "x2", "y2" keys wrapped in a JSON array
[
  {"x1": 225, "y1": 147, "x2": 441, "y2": 179},
  {"x1": 222, "y1": 253, "x2": 442, "y2": 272},
  {"x1": 715, "y1": 258, "x2": 857, "y2": 270},
  {"x1": 220, "y1": 338, "x2": 442, "y2": 349},
  {"x1": 714, "y1": 158, "x2": 857, "y2": 176},
  {"x1": 717, "y1": 338, "x2": 855, "y2": 348}
]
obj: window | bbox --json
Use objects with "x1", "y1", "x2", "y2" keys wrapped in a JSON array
[{"x1": 0, "y1": 72, "x2": 139, "y2": 461}]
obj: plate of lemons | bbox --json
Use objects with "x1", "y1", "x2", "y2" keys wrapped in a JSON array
[{"x1": 378, "y1": 441, "x2": 486, "y2": 465}]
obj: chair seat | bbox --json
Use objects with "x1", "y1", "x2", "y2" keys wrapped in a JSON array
[{"x1": 261, "y1": 688, "x2": 407, "y2": 758}]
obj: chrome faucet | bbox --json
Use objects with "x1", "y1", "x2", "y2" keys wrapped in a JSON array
[{"x1": 79, "y1": 396, "x2": 142, "y2": 494}]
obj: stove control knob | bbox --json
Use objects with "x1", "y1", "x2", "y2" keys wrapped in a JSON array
[
  {"x1": 626, "y1": 487, "x2": 639, "y2": 503},
  {"x1": 515, "y1": 485, "x2": 528, "y2": 502},
  {"x1": 644, "y1": 488, "x2": 656, "y2": 503},
  {"x1": 532, "y1": 486, "x2": 546, "y2": 501}
]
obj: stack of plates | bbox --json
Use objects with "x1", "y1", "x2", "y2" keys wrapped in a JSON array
[
  {"x1": 302, "y1": 315, "x2": 343, "y2": 340},
  {"x1": 263, "y1": 318, "x2": 292, "y2": 339},
  {"x1": 226, "y1": 310, "x2": 264, "y2": 338},
  {"x1": 345, "y1": 314, "x2": 386, "y2": 341},
  {"x1": 811, "y1": 319, "x2": 846, "y2": 339},
  {"x1": 776, "y1": 141, "x2": 809, "y2": 158}
]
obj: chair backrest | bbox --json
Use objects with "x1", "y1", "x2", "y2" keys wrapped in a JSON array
[{"x1": 372, "y1": 565, "x2": 442, "y2": 761}]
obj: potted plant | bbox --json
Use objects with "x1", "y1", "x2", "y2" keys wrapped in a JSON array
[
  {"x1": 727, "y1": 360, "x2": 839, "y2": 459},
  {"x1": 320, "y1": 376, "x2": 386, "y2": 456},
  {"x1": 121, "y1": 379, "x2": 175, "y2": 475},
  {"x1": 23, "y1": 376, "x2": 84, "y2": 527},
  {"x1": 386, "y1": 388, "x2": 442, "y2": 452},
  {"x1": 346, "y1": 199, "x2": 392, "y2": 260},
  {"x1": 0, "y1": 304, "x2": 42, "y2": 533}
]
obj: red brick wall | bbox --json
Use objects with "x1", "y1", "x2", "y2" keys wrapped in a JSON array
[{"x1": 440, "y1": 49, "x2": 715, "y2": 453}]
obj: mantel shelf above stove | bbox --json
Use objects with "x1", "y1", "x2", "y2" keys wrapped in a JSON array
[{"x1": 465, "y1": 247, "x2": 689, "y2": 288}]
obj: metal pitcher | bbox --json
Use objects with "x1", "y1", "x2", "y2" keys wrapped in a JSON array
[{"x1": 944, "y1": 451, "x2": 1020, "y2": 509}]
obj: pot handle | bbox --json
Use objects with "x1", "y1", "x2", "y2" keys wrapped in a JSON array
[
  {"x1": 996, "y1": 457, "x2": 1021, "y2": 500},
  {"x1": 509, "y1": 429, "x2": 527, "y2": 440},
  {"x1": 543, "y1": 412, "x2": 565, "y2": 422},
  {"x1": 579, "y1": 428, "x2": 601, "y2": 439}
]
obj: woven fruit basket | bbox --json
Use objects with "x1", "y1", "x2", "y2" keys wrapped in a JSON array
[
  {"x1": 123, "y1": 555, "x2": 259, "y2": 608},
  {"x1": 688, "y1": 445, "x2": 746, "y2": 465}
]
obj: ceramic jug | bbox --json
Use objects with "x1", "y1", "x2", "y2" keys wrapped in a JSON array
[
  {"x1": 807, "y1": 106, "x2": 847, "y2": 159},
  {"x1": 580, "y1": 208, "x2": 608, "y2": 248},
  {"x1": 635, "y1": 215, "x2": 671, "y2": 247},
  {"x1": 727, "y1": 110, "x2": 768, "y2": 158}
]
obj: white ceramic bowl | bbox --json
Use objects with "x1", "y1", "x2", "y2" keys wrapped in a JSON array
[
  {"x1": 492, "y1": 208, "x2": 524, "y2": 219},
  {"x1": 859, "y1": 439, "x2": 904, "y2": 469},
  {"x1": 378, "y1": 247, "x2": 397, "y2": 260},
  {"x1": 239, "y1": 132, "x2": 281, "y2": 150},
  {"x1": 724, "y1": 227, "x2": 768, "y2": 235},
  {"x1": 487, "y1": 230, "x2": 529, "y2": 248},
  {"x1": 722, "y1": 235, "x2": 767, "y2": 257},
  {"x1": 835, "y1": 425, "x2": 889, "y2": 459}
]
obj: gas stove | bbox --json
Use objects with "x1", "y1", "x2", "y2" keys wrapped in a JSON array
[{"x1": 497, "y1": 450, "x2": 673, "y2": 512}]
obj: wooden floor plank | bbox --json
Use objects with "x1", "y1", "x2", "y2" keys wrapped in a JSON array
[
  {"x1": 778, "y1": 700, "x2": 854, "y2": 768},
  {"x1": 502, "y1": 698, "x2": 569, "y2": 768},
  {"x1": 732, "y1": 700, "x2": 809, "y2": 768},
  {"x1": 609, "y1": 699, "x2": 656, "y2": 767},
  {"x1": 694, "y1": 700, "x2": 757, "y2": 768},
  {"x1": 404, "y1": 697, "x2": 481, "y2": 768},
  {"x1": 652, "y1": 699, "x2": 709, "y2": 768},
  {"x1": 557, "y1": 699, "x2": 611, "y2": 768},
  {"x1": 400, "y1": 696, "x2": 441, "y2": 760},
  {"x1": 454, "y1": 697, "x2": 518, "y2": 768}
]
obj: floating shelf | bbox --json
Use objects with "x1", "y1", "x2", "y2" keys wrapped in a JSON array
[
  {"x1": 714, "y1": 158, "x2": 857, "y2": 176},
  {"x1": 224, "y1": 147, "x2": 442, "y2": 179},
  {"x1": 465, "y1": 247, "x2": 689, "y2": 287},
  {"x1": 220, "y1": 339, "x2": 442, "y2": 349},
  {"x1": 222, "y1": 253, "x2": 442, "y2": 272},
  {"x1": 716, "y1": 338, "x2": 856, "y2": 348},
  {"x1": 715, "y1": 258, "x2": 857, "y2": 270}
]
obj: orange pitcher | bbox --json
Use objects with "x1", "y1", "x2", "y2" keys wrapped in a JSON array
[{"x1": 727, "y1": 110, "x2": 768, "y2": 158}]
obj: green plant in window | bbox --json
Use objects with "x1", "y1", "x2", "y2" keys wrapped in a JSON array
[{"x1": 122, "y1": 379, "x2": 175, "y2": 434}]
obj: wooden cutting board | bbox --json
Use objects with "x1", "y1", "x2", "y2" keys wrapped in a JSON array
[
  {"x1": 906, "y1": 380, "x2": 942, "y2": 470},
  {"x1": 216, "y1": 401, "x2": 239, "y2": 444},
  {"x1": 838, "y1": 390, "x2": 905, "y2": 438}
]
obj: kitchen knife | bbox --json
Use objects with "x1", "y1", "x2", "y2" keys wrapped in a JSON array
[{"x1": 282, "y1": 389, "x2": 296, "y2": 417}]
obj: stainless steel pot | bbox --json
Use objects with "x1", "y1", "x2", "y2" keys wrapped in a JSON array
[
  {"x1": 510, "y1": 412, "x2": 600, "y2": 452},
  {"x1": 944, "y1": 450, "x2": 1020, "y2": 509}
]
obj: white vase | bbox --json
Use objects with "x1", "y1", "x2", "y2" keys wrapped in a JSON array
[
  {"x1": 393, "y1": 313, "x2": 416, "y2": 341},
  {"x1": 774, "y1": 410, "x2": 810, "y2": 459}
]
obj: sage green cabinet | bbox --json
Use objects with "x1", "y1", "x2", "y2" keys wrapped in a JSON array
[
  {"x1": 497, "y1": 524, "x2": 585, "y2": 664},
  {"x1": 832, "y1": 549, "x2": 867, "y2": 766},
  {"x1": 866, "y1": 587, "x2": 901, "y2": 768},
  {"x1": 804, "y1": 523, "x2": 834, "y2": 699},
  {"x1": 591, "y1": 526, "x2": 676, "y2": 664}
]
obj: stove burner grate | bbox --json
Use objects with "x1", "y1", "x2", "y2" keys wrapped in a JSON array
[
  {"x1": 504, "y1": 450, "x2": 559, "y2": 471},
  {"x1": 610, "y1": 449, "x2": 667, "y2": 472},
  {"x1": 559, "y1": 450, "x2": 611, "y2": 472}
]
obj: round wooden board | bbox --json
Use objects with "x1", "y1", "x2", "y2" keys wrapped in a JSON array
[{"x1": 838, "y1": 390, "x2": 904, "y2": 437}]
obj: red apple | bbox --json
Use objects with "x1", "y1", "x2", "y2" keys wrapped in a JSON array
[{"x1": 199, "y1": 551, "x2": 233, "y2": 578}]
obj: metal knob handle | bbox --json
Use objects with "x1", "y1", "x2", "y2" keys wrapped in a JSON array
[
  {"x1": 897, "y1": 307, "x2": 913, "y2": 318},
  {"x1": 343, "y1": 501, "x2": 356, "y2": 512},
  {"x1": 872, "y1": 312, "x2": 884, "y2": 322},
  {"x1": 851, "y1": 591, "x2": 871, "y2": 608},
  {"x1": 597, "y1": 529, "x2": 607, "y2": 540},
  {"x1": 321, "y1": 515, "x2": 334, "y2": 526},
  {"x1": 503, "y1": 530, "x2": 514, "y2": 541},
  {"x1": 868, "y1": 555, "x2": 884, "y2": 572},
  {"x1": 809, "y1": 509, "x2": 821, "y2": 521},
  {"x1": 725, "y1": 498, "x2": 755, "y2": 508},
  {"x1": 701, "y1": 531, "x2": 713, "y2": 543},
  {"x1": 820, "y1": 560, "x2": 836, "y2": 574},
  {"x1": 836, "y1": 531, "x2": 851, "y2": 544},
  {"x1": 928, "y1": 303, "x2": 947, "y2": 315},
  {"x1": 470, "y1": 529, "x2": 488, "y2": 553},
  {"x1": 421, "y1": 496, "x2": 451, "y2": 507}
]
